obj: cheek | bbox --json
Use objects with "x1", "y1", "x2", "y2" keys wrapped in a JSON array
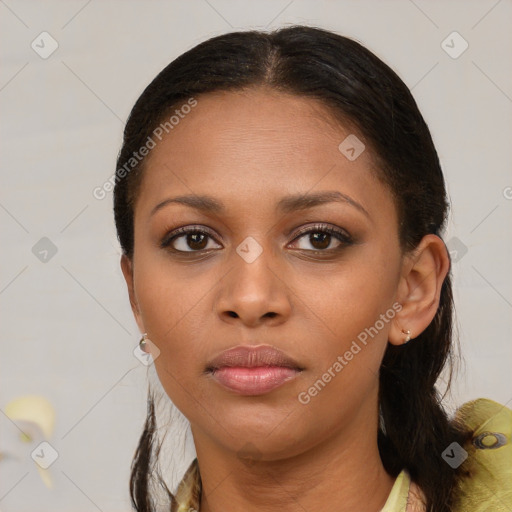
[
  {"x1": 300, "y1": 252, "x2": 398, "y2": 336},
  {"x1": 292, "y1": 252, "x2": 399, "y2": 390},
  {"x1": 135, "y1": 264, "x2": 213, "y2": 416},
  {"x1": 133, "y1": 253, "x2": 211, "y2": 366}
]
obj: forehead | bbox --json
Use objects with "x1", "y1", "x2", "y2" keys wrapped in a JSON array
[{"x1": 136, "y1": 87, "x2": 395, "y2": 223}]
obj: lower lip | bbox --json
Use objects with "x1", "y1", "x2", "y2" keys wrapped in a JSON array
[{"x1": 210, "y1": 366, "x2": 300, "y2": 395}]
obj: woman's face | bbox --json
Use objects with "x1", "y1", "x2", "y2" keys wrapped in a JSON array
[{"x1": 123, "y1": 87, "x2": 406, "y2": 460}]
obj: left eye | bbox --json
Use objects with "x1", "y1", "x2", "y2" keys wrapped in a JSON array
[{"x1": 289, "y1": 224, "x2": 352, "y2": 251}]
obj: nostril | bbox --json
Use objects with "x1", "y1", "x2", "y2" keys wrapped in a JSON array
[{"x1": 227, "y1": 311, "x2": 238, "y2": 318}]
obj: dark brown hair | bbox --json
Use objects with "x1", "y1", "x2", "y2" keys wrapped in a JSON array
[{"x1": 114, "y1": 25, "x2": 469, "y2": 512}]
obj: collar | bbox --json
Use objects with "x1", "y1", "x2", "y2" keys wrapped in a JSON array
[{"x1": 173, "y1": 461, "x2": 424, "y2": 512}]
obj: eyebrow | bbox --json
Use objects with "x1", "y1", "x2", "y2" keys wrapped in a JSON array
[{"x1": 150, "y1": 191, "x2": 370, "y2": 219}]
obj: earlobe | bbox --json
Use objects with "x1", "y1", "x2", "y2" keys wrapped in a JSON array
[{"x1": 389, "y1": 234, "x2": 450, "y2": 346}]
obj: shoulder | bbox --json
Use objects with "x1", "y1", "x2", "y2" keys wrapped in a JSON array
[{"x1": 451, "y1": 398, "x2": 512, "y2": 511}]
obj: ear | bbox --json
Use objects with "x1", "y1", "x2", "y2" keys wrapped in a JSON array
[
  {"x1": 120, "y1": 254, "x2": 145, "y2": 334},
  {"x1": 389, "y1": 234, "x2": 450, "y2": 346}
]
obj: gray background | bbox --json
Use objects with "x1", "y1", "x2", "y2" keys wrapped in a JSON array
[{"x1": 1, "y1": 1, "x2": 511, "y2": 511}]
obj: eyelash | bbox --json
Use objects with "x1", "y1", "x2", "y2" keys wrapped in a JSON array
[{"x1": 160, "y1": 223, "x2": 353, "y2": 254}]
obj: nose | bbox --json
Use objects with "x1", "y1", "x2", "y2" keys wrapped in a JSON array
[{"x1": 213, "y1": 247, "x2": 292, "y2": 327}]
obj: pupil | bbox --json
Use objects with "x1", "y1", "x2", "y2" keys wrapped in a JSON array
[
  {"x1": 188, "y1": 233, "x2": 207, "y2": 250},
  {"x1": 311, "y1": 232, "x2": 330, "y2": 249}
]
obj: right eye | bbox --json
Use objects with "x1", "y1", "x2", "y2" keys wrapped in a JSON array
[{"x1": 160, "y1": 226, "x2": 222, "y2": 253}]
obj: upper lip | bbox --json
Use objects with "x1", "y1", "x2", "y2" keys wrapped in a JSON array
[{"x1": 206, "y1": 345, "x2": 303, "y2": 371}]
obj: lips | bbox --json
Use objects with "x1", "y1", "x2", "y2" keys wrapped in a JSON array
[
  {"x1": 206, "y1": 345, "x2": 302, "y2": 371},
  {"x1": 206, "y1": 345, "x2": 303, "y2": 395}
]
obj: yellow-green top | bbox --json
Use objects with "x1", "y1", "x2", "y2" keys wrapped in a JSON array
[{"x1": 173, "y1": 398, "x2": 512, "y2": 512}]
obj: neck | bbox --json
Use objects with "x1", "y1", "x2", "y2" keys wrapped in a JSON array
[{"x1": 191, "y1": 407, "x2": 395, "y2": 512}]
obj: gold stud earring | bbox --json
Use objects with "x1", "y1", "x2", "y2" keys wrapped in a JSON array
[{"x1": 401, "y1": 329, "x2": 411, "y2": 343}]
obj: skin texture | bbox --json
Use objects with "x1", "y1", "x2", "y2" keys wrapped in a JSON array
[{"x1": 121, "y1": 87, "x2": 449, "y2": 512}]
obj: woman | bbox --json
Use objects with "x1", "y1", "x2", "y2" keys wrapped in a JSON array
[{"x1": 113, "y1": 26, "x2": 511, "y2": 512}]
